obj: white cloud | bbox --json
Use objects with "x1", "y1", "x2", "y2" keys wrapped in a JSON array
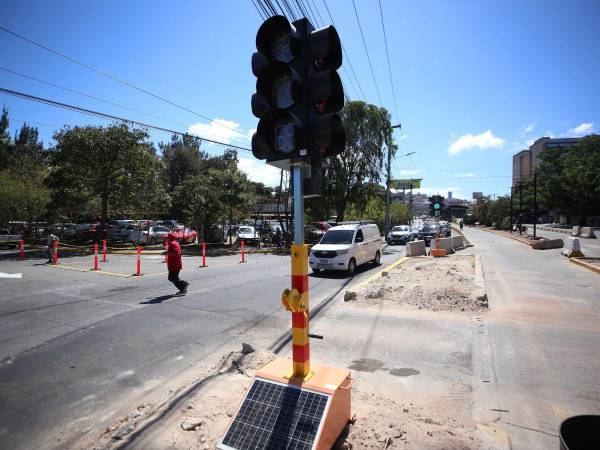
[
  {"x1": 448, "y1": 130, "x2": 505, "y2": 155},
  {"x1": 398, "y1": 134, "x2": 408, "y2": 141},
  {"x1": 238, "y1": 157, "x2": 282, "y2": 187},
  {"x1": 455, "y1": 172, "x2": 476, "y2": 178},
  {"x1": 568, "y1": 122, "x2": 594, "y2": 137},
  {"x1": 188, "y1": 118, "x2": 249, "y2": 146},
  {"x1": 397, "y1": 169, "x2": 421, "y2": 176},
  {"x1": 521, "y1": 122, "x2": 536, "y2": 136},
  {"x1": 247, "y1": 128, "x2": 256, "y2": 140}
]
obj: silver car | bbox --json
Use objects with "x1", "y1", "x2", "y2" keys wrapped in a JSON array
[{"x1": 129, "y1": 226, "x2": 170, "y2": 245}]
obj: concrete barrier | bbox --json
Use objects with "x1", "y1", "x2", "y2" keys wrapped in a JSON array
[
  {"x1": 532, "y1": 238, "x2": 563, "y2": 250},
  {"x1": 580, "y1": 227, "x2": 597, "y2": 238},
  {"x1": 561, "y1": 237, "x2": 585, "y2": 258},
  {"x1": 406, "y1": 240, "x2": 426, "y2": 256},
  {"x1": 595, "y1": 229, "x2": 600, "y2": 239},
  {"x1": 571, "y1": 226, "x2": 581, "y2": 236},
  {"x1": 452, "y1": 235, "x2": 464, "y2": 250},
  {"x1": 435, "y1": 237, "x2": 455, "y2": 254}
]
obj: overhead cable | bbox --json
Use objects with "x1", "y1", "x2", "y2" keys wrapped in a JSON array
[
  {"x1": 0, "y1": 87, "x2": 252, "y2": 152},
  {"x1": 0, "y1": 25, "x2": 247, "y2": 138}
]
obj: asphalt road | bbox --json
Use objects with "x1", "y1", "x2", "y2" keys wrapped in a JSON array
[
  {"x1": 0, "y1": 244, "x2": 405, "y2": 449},
  {"x1": 463, "y1": 227, "x2": 600, "y2": 449}
]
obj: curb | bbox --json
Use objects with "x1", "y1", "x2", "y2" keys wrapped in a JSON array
[
  {"x1": 570, "y1": 257, "x2": 600, "y2": 275},
  {"x1": 481, "y1": 228, "x2": 535, "y2": 247},
  {"x1": 451, "y1": 225, "x2": 473, "y2": 246},
  {"x1": 349, "y1": 256, "x2": 409, "y2": 291}
]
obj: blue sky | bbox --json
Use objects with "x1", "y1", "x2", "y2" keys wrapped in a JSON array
[{"x1": 1, "y1": 0, "x2": 599, "y2": 198}]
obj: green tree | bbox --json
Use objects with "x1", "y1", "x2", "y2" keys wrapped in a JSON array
[
  {"x1": 50, "y1": 124, "x2": 164, "y2": 237},
  {"x1": 0, "y1": 107, "x2": 11, "y2": 170},
  {"x1": 324, "y1": 101, "x2": 394, "y2": 221},
  {"x1": 389, "y1": 202, "x2": 411, "y2": 225},
  {"x1": 160, "y1": 134, "x2": 205, "y2": 190}
]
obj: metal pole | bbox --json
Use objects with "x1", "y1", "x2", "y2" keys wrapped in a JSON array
[
  {"x1": 293, "y1": 165, "x2": 304, "y2": 244},
  {"x1": 519, "y1": 181, "x2": 523, "y2": 235},
  {"x1": 533, "y1": 173, "x2": 537, "y2": 239},
  {"x1": 510, "y1": 186, "x2": 513, "y2": 233},
  {"x1": 384, "y1": 146, "x2": 391, "y2": 236}
]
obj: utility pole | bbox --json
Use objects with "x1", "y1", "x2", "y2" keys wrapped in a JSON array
[
  {"x1": 385, "y1": 124, "x2": 402, "y2": 237},
  {"x1": 533, "y1": 173, "x2": 537, "y2": 239}
]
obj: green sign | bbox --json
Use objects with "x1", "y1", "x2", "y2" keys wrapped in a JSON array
[{"x1": 390, "y1": 179, "x2": 422, "y2": 189}]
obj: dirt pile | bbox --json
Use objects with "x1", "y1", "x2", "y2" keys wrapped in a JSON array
[{"x1": 352, "y1": 255, "x2": 487, "y2": 312}]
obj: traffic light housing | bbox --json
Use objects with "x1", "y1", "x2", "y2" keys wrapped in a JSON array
[
  {"x1": 251, "y1": 15, "x2": 345, "y2": 169},
  {"x1": 429, "y1": 195, "x2": 445, "y2": 217}
]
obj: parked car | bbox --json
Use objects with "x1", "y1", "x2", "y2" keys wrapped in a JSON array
[
  {"x1": 168, "y1": 226, "x2": 198, "y2": 244},
  {"x1": 309, "y1": 223, "x2": 382, "y2": 275},
  {"x1": 417, "y1": 224, "x2": 438, "y2": 246},
  {"x1": 386, "y1": 225, "x2": 415, "y2": 245},
  {"x1": 129, "y1": 225, "x2": 170, "y2": 245},
  {"x1": 0, "y1": 229, "x2": 22, "y2": 248},
  {"x1": 50, "y1": 223, "x2": 77, "y2": 238},
  {"x1": 76, "y1": 223, "x2": 111, "y2": 242},
  {"x1": 153, "y1": 220, "x2": 181, "y2": 230},
  {"x1": 237, "y1": 226, "x2": 260, "y2": 244},
  {"x1": 108, "y1": 225, "x2": 135, "y2": 242}
]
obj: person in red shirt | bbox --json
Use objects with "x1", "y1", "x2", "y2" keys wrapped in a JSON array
[{"x1": 166, "y1": 232, "x2": 189, "y2": 294}]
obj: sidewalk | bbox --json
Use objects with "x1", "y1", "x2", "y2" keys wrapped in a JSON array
[{"x1": 460, "y1": 227, "x2": 600, "y2": 449}]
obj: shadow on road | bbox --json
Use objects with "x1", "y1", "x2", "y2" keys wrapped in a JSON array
[{"x1": 140, "y1": 294, "x2": 180, "y2": 305}]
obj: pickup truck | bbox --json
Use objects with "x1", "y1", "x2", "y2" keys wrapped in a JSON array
[{"x1": 0, "y1": 229, "x2": 22, "y2": 248}]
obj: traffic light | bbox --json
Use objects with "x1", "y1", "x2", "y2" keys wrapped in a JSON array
[
  {"x1": 429, "y1": 195, "x2": 445, "y2": 217},
  {"x1": 251, "y1": 15, "x2": 345, "y2": 168}
]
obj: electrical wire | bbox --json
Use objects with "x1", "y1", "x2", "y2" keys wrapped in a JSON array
[
  {"x1": 0, "y1": 66, "x2": 190, "y2": 129},
  {"x1": 251, "y1": 0, "x2": 268, "y2": 19},
  {"x1": 0, "y1": 87, "x2": 252, "y2": 152},
  {"x1": 351, "y1": 0, "x2": 384, "y2": 107},
  {"x1": 322, "y1": 0, "x2": 367, "y2": 101},
  {"x1": 378, "y1": 0, "x2": 399, "y2": 120},
  {"x1": 0, "y1": 25, "x2": 247, "y2": 138}
]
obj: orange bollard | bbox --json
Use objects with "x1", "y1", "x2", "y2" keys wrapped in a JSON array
[
  {"x1": 102, "y1": 239, "x2": 107, "y2": 262},
  {"x1": 134, "y1": 245, "x2": 141, "y2": 276},
  {"x1": 241, "y1": 240, "x2": 245, "y2": 263},
  {"x1": 93, "y1": 243, "x2": 99, "y2": 270},
  {"x1": 52, "y1": 240, "x2": 58, "y2": 265},
  {"x1": 19, "y1": 239, "x2": 24, "y2": 260},
  {"x1": 201, "y1": 242, "x2": 206, "y2": 268}
]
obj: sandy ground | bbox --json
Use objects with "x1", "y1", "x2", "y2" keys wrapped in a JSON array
[
  {"x1": 348, "y1": 255, "x2": 488, "y2": 313},
  {"x1": 87, "y1": 255, "x2": 502, "y2": 449}
]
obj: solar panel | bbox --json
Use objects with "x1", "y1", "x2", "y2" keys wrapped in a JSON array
[{"x1": 219, "y1": 378, "x2": 331, "y2": 450}]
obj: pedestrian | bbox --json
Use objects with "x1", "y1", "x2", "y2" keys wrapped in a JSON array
[
  {"x1": 275, "y1": 228, "x2": 282, "y2": 248},
  {"x1": 459, "y1": 219, "x2": 464, "y2": 230},
  {"x1": 166, "y1": 232, "x2": 189, "y2": 294},
  {"x1": 45, "y1": 230, "x2": 59, "y2": 263}
]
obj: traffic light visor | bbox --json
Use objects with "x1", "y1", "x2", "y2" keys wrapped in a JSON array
[
  {"x1": 311, "y1": 113, "x2": 345, "y2": 156},
  {"x1": 310, "y1": 25, "x2": 342, "y2": 70},
  {"x1": 256, "y1": 63, "x2": 301, "y2": 110},
  {"x1": 309, "y1": 69, "x2": 343, "y2": 113}
]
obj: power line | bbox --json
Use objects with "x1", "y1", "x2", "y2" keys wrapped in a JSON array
[
  {"x1": 0, "y1": 66, "x2": 190, "y2": 129},
  {"x1": 322, "y1": 0, "x2": 367, "y2": 101},
  {"x1": 251, "y1": 0, "x2": 268, "y2": 19},
  {"x1": 0, "y1": 25, "x2": 247, "y2": 138},
  {"x1": 0, "y1": 87, "x2": 252, "y2": 152},
  {"x1": 378, "y1": 0, "x2": 399, "y2": 120},
  {"x1": 351, "y1": 0, "x2": 384, "y2": 107}
]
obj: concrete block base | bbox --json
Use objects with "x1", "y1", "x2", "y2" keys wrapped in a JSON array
[
  {"x1": 532, "y1": 238, "x2": 563, "y2": 250},
  {"x1": 451, "y1": 235, "x2": 464, "y2": 250},
  {"x1": 580, "y1": 227, "x2": 597, "y2": 238},
  {"x1": 406, "y1": 240, "x2": 426, "y2": 256}
]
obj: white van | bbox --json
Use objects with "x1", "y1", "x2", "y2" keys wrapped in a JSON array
[{"x1": 309, "y1": 222, "x2": 382, "y2": 274}]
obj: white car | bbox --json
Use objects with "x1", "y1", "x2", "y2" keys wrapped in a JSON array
[
  {"x1": 129, "y1": 226, "x2": 170, "y2": 245},
  {"x1": 386, "y1": 225, "x2": 415, "y2": 245},
  {"x1": 309, "y1": 223, "x2": 382, "y2": 275},
  {"x1": 237, "y1": 226, "x2": 260, "y2": 244}
]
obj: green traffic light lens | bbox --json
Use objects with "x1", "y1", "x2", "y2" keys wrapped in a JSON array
[{"x1": 434, "y1": 203, "x2": 440, "y2": 209}]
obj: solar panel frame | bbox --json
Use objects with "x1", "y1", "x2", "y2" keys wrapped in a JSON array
[{"x1": 218, "y1": 377, "x2": 332, "y2": 450}]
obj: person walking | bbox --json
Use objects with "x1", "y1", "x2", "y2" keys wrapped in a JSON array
[
  {"x1": 459, "y1": 219, "x2": 464, "y2": 230},
  {"x1": 166, "y1": 232, "x2": 189, "y2": 294},
  {"x1": 45, "y1": 231, "x2": 59, "y2": 263}
]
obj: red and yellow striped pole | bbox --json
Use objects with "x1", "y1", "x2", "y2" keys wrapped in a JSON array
[{"x1": 290, "y1": 243, "x2": 310, "y2": 378}]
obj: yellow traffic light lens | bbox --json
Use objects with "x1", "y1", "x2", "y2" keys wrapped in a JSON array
[{"x1": 273, "y1": 76, "x2": 293, "y2": 108}]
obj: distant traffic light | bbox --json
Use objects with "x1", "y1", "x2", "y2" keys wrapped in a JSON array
[
  {"x1": 251, "y1": 15, "x2": 345, "y2": 167},
  {"x1": 429, "y1": 195, "x2": 445, "y2": 217}
]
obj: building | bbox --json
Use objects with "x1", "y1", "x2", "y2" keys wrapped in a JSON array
[{"x1": 512, "y1": 137, "x2": 581, "y2": 187}]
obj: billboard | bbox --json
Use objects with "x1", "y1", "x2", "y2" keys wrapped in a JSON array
[
  {"x1": 390, "y1": 179, "x2": 421, "y2": 189},
  {"x1": 472, "y1": 192, "x2": 483, "y2": 200}
]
